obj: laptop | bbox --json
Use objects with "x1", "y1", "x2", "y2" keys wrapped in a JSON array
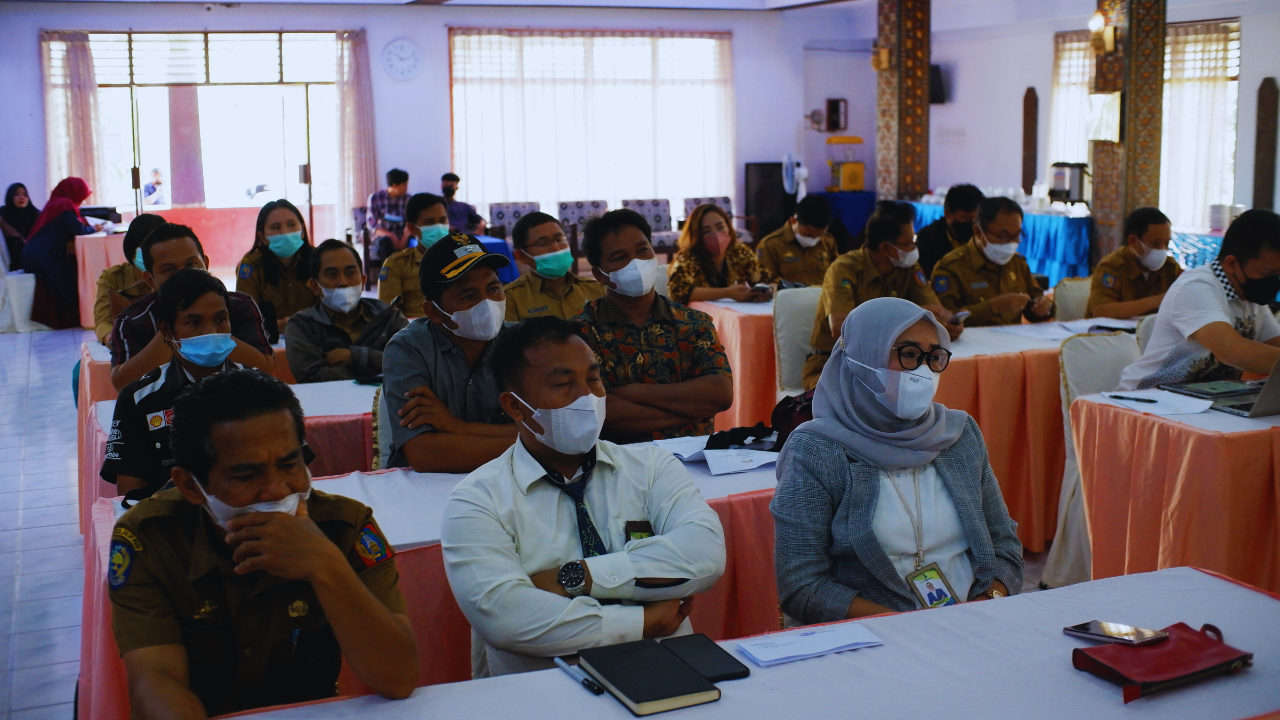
[{"x1": 1210, "y1": 357, "x2": 1280, "y2": 418}]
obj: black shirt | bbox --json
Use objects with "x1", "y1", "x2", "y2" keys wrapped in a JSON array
[
  {"x1": 101, "y1": 359, "x2": 237, "y2": 493},
  {"x1": 917, "y1": 217, "x2": 963, "y2": 277}
]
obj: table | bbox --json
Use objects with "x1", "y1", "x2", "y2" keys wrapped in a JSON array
[
  {"x1": 75, "y1": 231, "x2": 128, "y2": 330},
  {"x1": 79, "y1": 460, "x2": 782, "y2": 720},
  {"x1": 1170, "y1": 229, "x2": 1224, "y2": 269},
  {"x1": 475, "y1": 235, "x2": 519, "y2": 285},
  {"x1": 690, "y1": 300, "x2": 778, "y2": 431},
  {"x1": 78, "y1": 380, "x2": 377, "y2": 530},
  {"x1": 910, "y1": 202, "x2": 1093, "y2": 287},
  {"x1": 243, "y1": 568, "x2": 1280, "y2": 720},
  {"x1": 1072, "y1": 395, "x2": 1280, "y2": 593}
]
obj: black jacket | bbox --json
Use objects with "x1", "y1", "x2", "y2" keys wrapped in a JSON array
[{"x1": 284, "y1": 297, "x2": 408, "y2": 383}]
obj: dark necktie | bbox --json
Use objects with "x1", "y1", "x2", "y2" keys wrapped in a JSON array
[{"x1": 543, "y1": 451, "x2": 608, "y2": 558}]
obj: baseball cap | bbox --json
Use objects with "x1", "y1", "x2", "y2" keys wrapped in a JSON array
[{"x1": 418, "y1": 232, "x2": 511, "y2": 288}]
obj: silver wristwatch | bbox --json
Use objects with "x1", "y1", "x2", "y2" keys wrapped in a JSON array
[{"x1": 557, "y1": 560, "x2": 588, "y2": 597}]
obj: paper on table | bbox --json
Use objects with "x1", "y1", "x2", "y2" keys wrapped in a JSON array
[
  {"x1": 703, "y1": 449, "x2": 778, "y2": 475},
  {"x1": 1059, "y1": 317, "x2": 1139, "y2": 333},
  {"x1": 987, "y1": 323, "x2": 1075, "y2": 341},
  {"x1": 1104, "y1": 388, "x2": 1214, "y2": 415},
  {"x1": 736, "y1": 622, "x2": 883, "y2": 668},
  {"x1": 652, "y1": 435, "x2": 709, "y2": 462},
  {"x1": 706, "y1": 298, "x2": 775, "y2": 315}
]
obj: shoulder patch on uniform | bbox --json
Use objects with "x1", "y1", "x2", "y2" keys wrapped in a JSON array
[
  {"x1": 354, "y1": 523, "x2": 393, "y2": 568},
  {"x1": 108, "y1": 540, "x2": 134, "y2": 589},
  {"x1": 1101, "y1": 273, "x2": 1117, "y2": 288},
  {"x1": 113, "y1": 527, "x2": 143, "y2": 551},
  {"x1": 238, "y1": 262, "x2": 253, "y2": 280},
  {"x1": 840, "y1": 278, "x2": 853, "y2": 288},
  {"x1": 379, "y1": 265, "x2": 390, "y2": 281},
  {"x1": 915, "y1": 270, "x2": 927, "y2": 286},
  {"x1": 933, "y1": 276, "x2": 949, "y2": 293}
]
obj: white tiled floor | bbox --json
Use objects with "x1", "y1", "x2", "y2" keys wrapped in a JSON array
[{"x1": 0, "y1": 328, "x2": 90, "y2": 720}]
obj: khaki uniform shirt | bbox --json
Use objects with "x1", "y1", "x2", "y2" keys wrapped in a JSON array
[
  {"x1": 378, "y1": 247, "x2": 425, "y2": 318},
  {"x1": 1086, "y1": 246, "x2": 1182, "y2": 318},
  {"x1": 235, "y1": 249, "x2": 316, "y2": 323},
  {"x1": 109, "y1": 488, "x2": 406, "y2": 717},
  {"x1": 755, "y1": 224, "x2": 837, "y2": 287},
  {"x1": 930, "y1": 240, "x2": 1045, "y2": 327},
  {"x1": 94, "y1": 262, "x2": 149, "y2": 344},
  {"x1": 803, "y1": 248, "x2": 939, "y2": 389},
  {"x1": 503, "y1": 271, "x2": 605, "y2": 322}
]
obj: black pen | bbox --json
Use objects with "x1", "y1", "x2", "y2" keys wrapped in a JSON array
[
  {"x1": 555, "y1": 657, "x2": 604, "y2": 695},
  {"x1": 1107, "y1": 394, "x2": 1158, "y2": 404}
]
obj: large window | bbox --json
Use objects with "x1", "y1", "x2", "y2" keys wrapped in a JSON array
[
  {"x1": 449, "y1": 29, "x2": 734, "y2": 219},
  {"x1": 1046, "y1": 30, "x2": 1094, "y2": 177}
]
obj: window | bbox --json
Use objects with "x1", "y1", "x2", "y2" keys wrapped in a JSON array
[
  {"x1": 1159, "y1": 20, "x2": 1240, "y2": 230},
  {"x1": 449, "y1": 29, "x2": 734, "y2": 220},
  {"x1": 1046, "y1": 31, "x2": 1094, "y2": 178}
]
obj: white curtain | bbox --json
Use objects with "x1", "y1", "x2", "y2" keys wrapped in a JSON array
[
  {"x1": 1159, "y1": 21, "x2": 1240, "y2": 230},
  {"x1": 41, "y1": 31, "x2": 102, "y2": 196},
  {"x1": 1046, "y1": 31, "x2": 1093, "y2": 178},
  {"x1": 449, "y1": 29, "x2": 734, "y2": 220},
  {"x1": 337, "y1": 30, "x2": 379, "y2": 235}
]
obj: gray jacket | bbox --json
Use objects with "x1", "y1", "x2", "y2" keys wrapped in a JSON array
[
  {"x1": 284, "y1": 298, "x2": 408, "y2": 383},
  {"x1": 771, "y1": 417, "x2": 1023, "y2": 624}
]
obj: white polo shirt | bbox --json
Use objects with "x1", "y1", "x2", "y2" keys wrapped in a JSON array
[
  {"x1": 440, "y1": 437, "x2": 726, "y2": 677},
  {"x1": 1117, "y1": 262, "x2": 1280, "y2": 391}
]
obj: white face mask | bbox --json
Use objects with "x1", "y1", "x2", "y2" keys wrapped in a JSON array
[
  {"x1": 977, "y1": 227, "x2": 1019, "y2": 266},
  {"x1": 512, "y1": 391, "x2": 606, "y2": 455},
  {"x1": 607, "y1": 257, "x2": 659, "y2": 297},
  {"x1": 1137, "y1": 243, "x2": 1168, "y2": 272},
  {"x1": 794, "y1": 232, "x2": 821, "y2": 248},
  {"x1": 891, "y1": 246, "x2": 921, "y2": 269},
  {"x1": 849, "y1": 357, "x2": 940, "y2": 421},
  {"x1": 195, "y1": 479, "x2": 311, "y2": 531},
  {"x1": 320, "y1": 284, "x2": 362, "y2": 314},
  {"x1": 434, "y1": 298, "x2": 506, "y2": 341}
]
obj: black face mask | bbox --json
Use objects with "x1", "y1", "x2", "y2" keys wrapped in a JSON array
[
  {"x1": 949, "y1": 220, "x2": 974, "y2": 243},
  {"x1": 442, "y1": 187, "x2": 457, "y2": 199},
  {"x1": 1240, "y1": 273, "x2": 1280, "y2": 305}
]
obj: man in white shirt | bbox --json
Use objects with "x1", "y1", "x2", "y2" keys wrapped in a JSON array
[
  {"x1": 440, "y1": 316, "x2": 726, "y2": 677},
  {"x1": 1118, "y1": 209, "x2": 1280, "y2": 390}
]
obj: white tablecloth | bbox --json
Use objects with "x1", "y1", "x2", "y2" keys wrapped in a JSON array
[
  {"x1": 247, "y1": 567, "x2": 1280, "y2": 720},
  {"x1": 87, "y1": 339, "x2": 111, "y2": 362},
  {"x1": 1080, "y1": 393, "x2": 1280, "y2": 433},
  {"x1": 950, "y1": 325, "x2": 1065, "y2": 359},
  {"x1": 705, "y1": 298, "x2": 776, "y2": 316}
]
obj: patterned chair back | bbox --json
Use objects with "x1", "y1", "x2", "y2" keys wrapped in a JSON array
[
  {"x1": 622, "y1": 199, "x2": 672, "y2": 232},
  {"x1": 683, "y1": 197, "x2": 733, "y2": 220},
  {"x1": 558, "y1": 200, "x2": 609, "y2": 230},
  {"x1": 488, "y1": 202, "x2": 541, "y2": 238}
]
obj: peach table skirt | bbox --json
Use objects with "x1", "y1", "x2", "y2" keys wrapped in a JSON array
[
  {"x1": 75, "y1": 233, "x2": 126, "y2": 329},
  {"x1": 689, "y1": 302, "x2": 777, "y2": 431}
]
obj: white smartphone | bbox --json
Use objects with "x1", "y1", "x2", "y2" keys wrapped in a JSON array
[
  {"x1": 950, "y1": 310, "x2": 971, "y2": 324},
  {"x1": 1063, "y1": 621, "x2": 1168, "y2": 646}
]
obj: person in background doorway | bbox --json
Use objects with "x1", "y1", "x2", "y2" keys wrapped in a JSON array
[
  {"x1": 0, "y1": 183, "x2": 39, "y2": 269},
  {"x1": 916, "y1": 184, "x2": 983, "y2": 276},
  {"x1": 142, "y1": 169, "x2": 166, "y2": 206},
  {"x1": 756, "y1": 195, "x2": 837, "y2": 287},
  {"x1": 237, "y1": 199, "x2": 316, "y2": 335},
  {"x1": 22, "y1": 177, "x2": 103, "y2": 329},
  {"x1": 504, "y1": 212, "x2": 603, "y2": 321},
  {"x1": 666, "y1": 203, "x2": 774, "y2": 305},
  {"x1": 367, "y1": 169, "x2": 410, "y2": 263},
  {"x1": 1087, "y1": 207, "x2": 1181, "y2": 319},
  {"x1": 94, "y1": 213, "x2": 166, "y2": 344},
  {"x1": 441, "y1": 173, "x2": 477, "y2": 233},
  {"x1": 378, "y1": 193, "x2": 449, "y2": 319},
  {"x1": 286, "y1": 239, "x2": 407, "y2": 383}
]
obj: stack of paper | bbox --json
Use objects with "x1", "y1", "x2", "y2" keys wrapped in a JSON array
[
  {"x1": 736, "y1": 623, "x2": 883, "y2": 668},
  {"x1": 652, "y1": 436, "x2": 709, "y2": 462},
  {"x1": 702, "y1": 449, "x2": 778, "y2": 475},
  {"x1": 1102, "y1": 389, "x2": 1214, "y2": 415},
  {"x1": 707, "y1": 298, "x2": 775, "y2": 315}
]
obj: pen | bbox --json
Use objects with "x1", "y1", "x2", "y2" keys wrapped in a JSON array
[
  {"x1": 555, "y1": 657, "x2": 604, "y2": 695},
  {"x1": 1106, "y1": 394, "x2": 1158, "y2": 404}
]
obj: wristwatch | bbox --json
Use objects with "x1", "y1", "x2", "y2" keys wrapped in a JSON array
[{"x1": 558, "y1": 560, "x2": 588, "y2": 597}]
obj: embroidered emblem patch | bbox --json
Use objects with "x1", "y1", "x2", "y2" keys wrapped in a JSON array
[
  {"x1": 238, "y1": 262, "x2": 253, "y2": 279},
  {"x1": 354, "y1": 524, "x2": 393, "y2": 568},
  {"x1": 933, "y1": 276, "x2": 950, "y2": 293},
  {"x1": 288, "y1": 600, "x2": 309, "y2": 618},
  {"x1": 784, "y1": 255, "x2": 801, "y2": 263},
  {"x1": 454, "y1": 244, "x2": 483, "y2": 259},
  {"x1": 113, "y1": 527, "x2": 143, "y2": 551},
  {"x1": 379, "y1": 265, "x2": 390, "y2": 281},
  {"x1": 146, "y1": 409, "x2": 173, "y2": 431},
  {"x1": 970, "y1": 281, "x2": 988, "y2": 290},
  {"x1": 108, "y1": 541, "x2": 133, "y2": 589},
  {"x1": 915, "y1": 270, "x2": 927, "y2": 286},
  {"x1": 841, "y1": 279, "x2": 853, "y2": 288},
  {"x1": 193, "y1": 600, "x2": 218, "y2": 620},
  {"x1": 527, "y1": 306, "x2": 549, "y2": 314},
  {"x1": 1102, "y1": 273, "x2": 1117, "y2": 289}
]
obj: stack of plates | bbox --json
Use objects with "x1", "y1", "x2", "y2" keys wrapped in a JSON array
[{"x1": 1209, "y1": 204, "x2": 1231, "y2": 231}]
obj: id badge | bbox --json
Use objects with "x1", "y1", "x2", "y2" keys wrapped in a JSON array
[
  {"x1": 905, "y1": 562, "x2": 960, "y2": 609},
  {"x1": 624, "y1": 520, "x2": 655, "y2": 542}
]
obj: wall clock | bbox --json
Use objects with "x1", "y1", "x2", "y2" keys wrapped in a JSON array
[{"x1": 382, "y1": 38, "x2": 422, "y2": 81}]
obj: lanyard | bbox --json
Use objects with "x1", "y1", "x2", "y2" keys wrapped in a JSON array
[{"x1": 885, "y1": 468, "x2": 924, "y2": 570}]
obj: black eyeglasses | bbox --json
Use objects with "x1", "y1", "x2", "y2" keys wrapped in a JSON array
[{"x1": 893, "y1": 343, "x2": 952, "y2": 373}]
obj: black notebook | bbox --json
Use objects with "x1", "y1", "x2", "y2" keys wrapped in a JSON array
[
  {"x1": 578, "y1": 639, "x2": 722, "y2": 716},
  {"x1": 660, "y1": 633, "x2": 751, "y2": 682}
]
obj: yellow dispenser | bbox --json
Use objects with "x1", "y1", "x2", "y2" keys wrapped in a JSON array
[{"x1": 826, "y1": 136, "x2": 865, "y2": 192}]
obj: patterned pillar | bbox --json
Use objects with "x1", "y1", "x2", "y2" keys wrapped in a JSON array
[
  {"x1": 875, "y1": 0, "x2": 931, "y2": 200},
  {"x1": 1121, "y1": 0, "x2": 1166, "y2": 213}
]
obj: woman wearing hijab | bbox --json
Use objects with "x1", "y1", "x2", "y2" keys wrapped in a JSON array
[
  {"x1": 22, "y1": 177, "x2": 104, "y2": 328},
  {"x1": 666, "y1": 203, "x2": 774, "y2": 305},
  {"x1": 235, "y1": 199, "x2": 316, "y2": 334},
  {"x1": 0, "y1": 183, "x2": 40, "y2": 269},
  {"x1": 771, "y1": 297, "x2": 1022, "y2": 624}
]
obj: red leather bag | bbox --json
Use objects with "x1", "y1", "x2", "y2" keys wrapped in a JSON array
[{"x1": 1072, "y1": 623, "x2": 1253, "y2": 703}]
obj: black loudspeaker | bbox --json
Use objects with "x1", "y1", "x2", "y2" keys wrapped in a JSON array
[
  {"x1": 929, "y1": 65, "x2": 946, "y2": 104},
  {"x1": 745, "y1": 162, "x2": 795, "y2": 241}
]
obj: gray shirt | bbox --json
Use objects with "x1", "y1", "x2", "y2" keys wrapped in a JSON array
[{"x1": 382, "y1": 318, "x2": 512, "y2": 467}]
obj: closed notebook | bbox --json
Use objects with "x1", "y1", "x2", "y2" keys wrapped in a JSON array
[
  {"x1": 660, "y1": 633, "x2": 750, "y2": 682},
  {"x1": 578, "y1": 639, "x2": 721, "y2": 716}
]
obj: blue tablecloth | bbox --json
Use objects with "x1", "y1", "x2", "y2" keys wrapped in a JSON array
[
  {"x1": 1169, "y1": 231, "x2": 1222, "y2": 269},
  {"x1": 909, "y1": 202, "x2": 1093, "y2": 287},
  {"x1": 476, "y1": 235, "x2": 519, "y2": 284},
  {"x1": 813, "y1": 191, "x2": 876, "y2": 238}
]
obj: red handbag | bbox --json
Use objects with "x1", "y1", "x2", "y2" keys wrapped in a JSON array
[{"x1": 1072, "y1": 623, "x2": 1254, "y2": 703}]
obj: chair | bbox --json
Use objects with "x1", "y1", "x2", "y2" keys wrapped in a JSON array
[
  {"x1": 487, "y1": 202, "x2": 541, "y2": 241},
  {"x1": 655, "y1": 263, "x2": 670, "y2": 298},
  {"x1": 371, "y1": 386, "x2": 394, "y2": 470},
  {"x1": 683, "y1": 197, "x2": 756, "y2": 246},
  {"x1": 773, "y1": 288, "x2": 822, "y2": 399},
  {"x1": 352, "y1": 207, "x2": 380, "y2": 290},
  {"x1": 1136, "y1": 313, "x2": 1158, "y2": 353},
  {"x1": 559, "y1": 201, "x2": 608, "y2": 260},
  {"x1": 1042, "y1": 331, "x2": 1140, "y2": 589},
  {"x1": 624, "y1": 199, "x2": 679, "y2": 259},
  {"x1": 1052, "y1": 276, "x2": 1091, "y2": 322}
]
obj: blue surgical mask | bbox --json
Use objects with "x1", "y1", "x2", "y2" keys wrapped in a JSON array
[
  {"x1": 419, "y1": 224, "x2": 450, "y2": 250},
  {"x1": 176, "y1": 333, "x2": 237, "y2": 367},
  {"x1": 266, "y1": 231, "x2": 305, "y2": 258},
  {"x1": 133, "y1": 247, "x2": 146, "y2": 272},
  {"x1": 531, "y1": 248, "x2": 574, "y2": 279}
]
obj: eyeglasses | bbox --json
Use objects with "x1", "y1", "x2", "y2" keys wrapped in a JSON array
[
  {"x1": 893, "y1": 343, "x2": 952, "y2": 372},
  {"x1": 526, "y1": 235, "x2": 569, "y2": 253}
]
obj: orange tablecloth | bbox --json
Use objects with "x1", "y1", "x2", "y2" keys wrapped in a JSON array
[
  {"x1": 690, "y1": 302, "x2": 777, "y2": 430},
  {"x1": 1072, "y1": 397, "x2": 1280, "y2": 593},
  {"x1": 75, "y1": 233, "x2": 127, "y2": 329}
]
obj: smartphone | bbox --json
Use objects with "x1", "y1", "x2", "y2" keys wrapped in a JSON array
[
  {"x1": 950, "y1": 310, "x2": 971, "y2": 324},
  {"x1": 1063, "y1": 621, "x2": 1168, "y2": 646},
  {"x1": 751, "y1": 283, "x2": 773, "y2": 294}
]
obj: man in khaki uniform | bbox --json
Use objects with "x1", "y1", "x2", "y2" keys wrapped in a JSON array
[
  {"x1": 109, "y1": 370, "x2": 417, "y2": 717},
  {"x1": 931, "y1": 197, "x2": 1054, "y2": 326},
  {"x1": 503, "y1": 211, "x2": 604, "y2": 320},
  {"x1": 378, "y1": 193, "x2": 451, "y2": 319},
  {"x1": 803, "y1": 201, "x2": 954, "y2": 389},
  {"x1": 1087, "y1": 207, "x2": 1181, "y2": 319},
  {"x1": 757, "y1": 195, "x2": 837, "y2": 287}
]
